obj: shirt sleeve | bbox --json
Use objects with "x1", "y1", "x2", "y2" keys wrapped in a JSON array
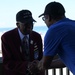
[{"x1": 43, "y1": 25, "x2": 66, "y2": 56}]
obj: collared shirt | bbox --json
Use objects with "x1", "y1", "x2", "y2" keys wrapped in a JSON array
[
  {"x1": 18, "y1": 28, "x2": 29, "y2": 41},
  {"x1": 44, "y1": 18, "x2": 75, "y2": 75}
]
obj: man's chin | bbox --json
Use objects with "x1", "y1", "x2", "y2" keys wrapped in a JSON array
[{"x1": 23, "y1": 32, "x2": 30, "y2": 35}]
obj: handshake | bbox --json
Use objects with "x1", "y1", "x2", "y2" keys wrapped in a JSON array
[{"x1": 27, "y1": 60, "x2": 45, "y2": 74}]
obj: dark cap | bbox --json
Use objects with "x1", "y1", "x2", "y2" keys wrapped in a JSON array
[
  {"x1": 39, "y1": 1, "x2": 65, "y2": 17},
  {"x1": 16, "y1": 10, "x2": 36, "y2": 23}
]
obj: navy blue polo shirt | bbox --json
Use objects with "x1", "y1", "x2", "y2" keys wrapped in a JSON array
[{"x1": 44, "y1": 18, "x2": 75, "y2": 75}]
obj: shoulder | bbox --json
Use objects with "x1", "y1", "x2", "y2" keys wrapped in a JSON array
[
  {"x1": 32, "y1": 31, "x2": 41, "y2": 36},
  {"x1": 1, "y1": 28, "x2": 18, "y2": 39},
  {"x1": 31, "y1": 31, "x2": 42, "y2": 39}
]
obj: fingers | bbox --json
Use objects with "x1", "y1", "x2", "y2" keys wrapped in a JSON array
[
  {"x1": 38, "y1": 60, "x2": 42, "y2": 70},
  {"x1": 37, "y1": 59, "x2": 45, "y2": 71},
  {"x1": 27, "y1": 60, "x2": 40, "y2": 74}
]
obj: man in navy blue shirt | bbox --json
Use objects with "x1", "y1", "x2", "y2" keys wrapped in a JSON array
[{"x1": 28, "y1": 1, "x2": 75, "y2": 75}]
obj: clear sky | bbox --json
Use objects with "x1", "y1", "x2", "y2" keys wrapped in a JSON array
[{"x1": 0, "y1": 0, "x2": 75, "y2": 28}]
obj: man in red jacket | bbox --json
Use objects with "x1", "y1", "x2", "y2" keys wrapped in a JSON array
[{"x1": 1, "y1": 10, "x2": 45, "y2": 75}]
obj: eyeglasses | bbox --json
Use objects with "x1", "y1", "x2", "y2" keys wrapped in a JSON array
[
  {"x1": 42, "y1": 17, "x2": 46, "y2": 21},
  {"x1": 42, "y1": 16, "x2": 48, "y2": 21}
]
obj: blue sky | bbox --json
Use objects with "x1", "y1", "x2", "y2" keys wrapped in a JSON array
[{"x1": 0, "y1": 0, "x2": 75, "y2": 28}]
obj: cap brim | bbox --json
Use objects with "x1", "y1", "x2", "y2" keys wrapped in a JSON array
[
  {"x1": 32, "y1": 19, "x2": 36, "y2": 22},
  {"x1": 38, "y1": 13, "x2": 44, "y2": 18},
  {"x1": 20, "y1": 18, "x2": 36, "y2": 23}
]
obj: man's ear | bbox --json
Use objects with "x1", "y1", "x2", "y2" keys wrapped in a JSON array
[
  {"x1": 16, "y1": 22, "x2": 20, "y2": 28},
  {"x1": 48, "y1": 15, "x2": 51, "y2": 21}
]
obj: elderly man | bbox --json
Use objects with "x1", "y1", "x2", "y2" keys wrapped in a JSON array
[{"x1": 1, "y1": 10, "x2": 45, "y2": 75}]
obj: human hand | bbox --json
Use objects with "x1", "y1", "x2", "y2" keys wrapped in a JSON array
[
  {"x1": 38, "y1": 59, "x2": 45, "y2": 71},
  {"x1": 38, "y1": 59, "x2": 43, "y2": 70},
  {"x1": 28, "y1": 60, "x2": 40, "y2": 74}
]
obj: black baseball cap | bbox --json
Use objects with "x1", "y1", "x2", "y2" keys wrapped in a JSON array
[
  {"x1": 16, "y1": 10, "x2": 36, "y2": 23},
  {"x1": 39, "y1": 1, "x2": 65, "y2": 17}
]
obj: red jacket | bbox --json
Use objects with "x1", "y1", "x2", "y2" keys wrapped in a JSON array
[{"x1": 1, "y1": 28, "x2": 45, "y2": 75}]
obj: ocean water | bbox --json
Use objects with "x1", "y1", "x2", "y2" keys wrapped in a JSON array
[
  {"x1": 0, "y1": 26, "x2": 48, "y2": 50},
  {"x1": 0, "y1": 26, "x2": 48, "y2": 34},
  {"x1": 0, "y1": 26, "x2": 48, "y2": 57},
  {"x1": 33, "y1": 26, "x2": 48, "y2": 33}
]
